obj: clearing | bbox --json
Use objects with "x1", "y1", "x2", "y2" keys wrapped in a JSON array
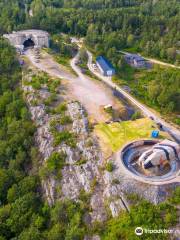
[
  {"x1": 95, "y1": 118, "x2": 168, "y2": 154},
  {"x1": 25, "y1": 49, "x2": 129, "y2": 123}
]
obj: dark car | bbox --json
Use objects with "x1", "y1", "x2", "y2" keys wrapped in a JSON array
[{"x1": 157, "y1": 122, "x2": 163, "y2": 130}]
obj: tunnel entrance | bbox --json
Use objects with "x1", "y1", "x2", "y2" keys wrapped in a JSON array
[{"x1": 23, "y1": 38, "x2": 35, "y2": 49}]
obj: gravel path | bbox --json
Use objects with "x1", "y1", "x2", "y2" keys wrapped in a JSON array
[{"x1": 25, "y1": 49, "x2": 126, "y2": 122}]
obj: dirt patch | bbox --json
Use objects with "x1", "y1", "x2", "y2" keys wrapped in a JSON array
[{"x1": 25, "y1": 49, "x2": 128, "y2": 123}]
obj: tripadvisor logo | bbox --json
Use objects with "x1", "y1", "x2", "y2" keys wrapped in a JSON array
[{"x1": 135, "y1": 227, "x2": 143, "y2": 236}]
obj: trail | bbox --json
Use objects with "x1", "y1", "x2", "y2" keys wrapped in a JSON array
[{"x1": 119, "y1": 50, "x2": 180, "y2": 69}]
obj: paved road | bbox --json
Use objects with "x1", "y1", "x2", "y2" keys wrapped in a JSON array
[
  {"x1": 119, "y1": 50, "x2": 180, "y2": 69},
  {"x1": 86, "y1": 50, "x2": 180, "y2": 143}
]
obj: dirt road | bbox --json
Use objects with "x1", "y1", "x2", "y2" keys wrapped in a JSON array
[
  {"x1": 87, "y1": 50, "x2": 180, "y2": 143},
  {"x1": 119, "y1": 50, "x2": 180, "y2": 69},
  {"x1": 25, "y1": 49, "x2": 126, "y2": 122}
]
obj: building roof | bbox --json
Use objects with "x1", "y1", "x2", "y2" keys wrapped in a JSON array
[
  {"x1": 96, "y1": 56, "x2": 115, "y2": 72},
  {"x1": 125, "y1": 54, "x2": 145, "y2": 62}
]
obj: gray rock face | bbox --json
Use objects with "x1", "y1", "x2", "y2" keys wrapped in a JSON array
[
  {"x1": 67, "y1": 101, "x2": 88, "y2": 135},
  {"x1": 61, "y1": 159, "x2": 100, "y2": 199},
  {"x1": 39, "y1": 89, "x2": 51, "y2": 100},
  {"x1": 42, "y1": 177, "x2": 56, "y2": 206},
  {"x1": 22, "y1": 71, "x2": 107, "y2": 222},
  {"x1": 84, "y1": 236, "x2": 101, "y2": 240},
  {"x1": 30, "y1": 105, "x2": 48, "y2": 125},
  {"x1": 36, "y1": 123, "x2": 54, "y2": 160},
  {"x1": 61, "y1": 145, "x2": 81, "y2": 165},
  {"x1": 90, "y1": 189, "x2": 107, "y2": 222},
  {"x1": 110, "y1": 199, "x2": 125, "y2": 217}
]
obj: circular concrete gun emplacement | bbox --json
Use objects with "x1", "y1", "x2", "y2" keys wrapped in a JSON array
[{"x1": 118, "y1": 139, "x2": 180, "y2": 185}]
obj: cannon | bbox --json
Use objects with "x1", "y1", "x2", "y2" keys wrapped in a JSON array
[{"x1": 138, "y1": 139, "x2": 180, "y2": 169}]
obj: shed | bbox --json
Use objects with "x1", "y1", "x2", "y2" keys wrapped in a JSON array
[
  {"x1": 124, "y1": 54, "x2": 146, "y2": 68},
  {"x1": 96, "y1": 56, "x2": 115, "y2": 76}
]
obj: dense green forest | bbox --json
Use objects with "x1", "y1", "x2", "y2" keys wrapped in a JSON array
[
  {"x1": 0, "y1": 0, "x2": 180, "y2": 64},
  {"x1": 0, "y1": 39, "x2": 87, "y2": 240},
  {"x1": 112, "y1": 62, "x2": 180, "y2": 124}
]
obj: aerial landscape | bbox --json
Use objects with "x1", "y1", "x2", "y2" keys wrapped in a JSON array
[{"x1": 0, "y1": 0, "x2": 180, "y2": 239}]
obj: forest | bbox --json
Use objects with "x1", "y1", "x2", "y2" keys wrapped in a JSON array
[{"x1": 0, "y1": 0, "x2": 179, "y2": 65}]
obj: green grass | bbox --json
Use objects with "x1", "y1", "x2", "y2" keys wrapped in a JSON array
[
  {"x1": 95, "y1": 118, "x2": 167, "y2": 152},
  {"x1": 55, "y1": 55, "x2": 71, "y2": 67},
  {"x1": 112, "y1": 65, "x2": 180, "y2": 126}
]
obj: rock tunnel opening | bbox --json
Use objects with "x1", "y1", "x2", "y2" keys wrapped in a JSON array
[{"x1": 23, "y1": 38, "x2": 35, "y2": 49}]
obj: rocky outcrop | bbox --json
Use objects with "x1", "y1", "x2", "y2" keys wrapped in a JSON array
[
  {"x1": 84, "y1": 235, "x2": 101, "y2": 240},
  {"x1": 22, "y1": 70, "x2": 107, "y2": 222}
]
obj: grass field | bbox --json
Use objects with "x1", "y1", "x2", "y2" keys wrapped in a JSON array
[{"x1": 95, "y1": 118, "x2": 167, "y2": 152}]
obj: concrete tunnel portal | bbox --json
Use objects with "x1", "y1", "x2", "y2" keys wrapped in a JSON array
[{"x1": 3, "y1": 29, "x2": 49, "y2": 51}]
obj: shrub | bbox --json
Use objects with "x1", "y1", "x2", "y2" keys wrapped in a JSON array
[
  {"x1": 31, "y1": 81, "x2": 41, "y2": 90},
  {"x1": 60, "y1": 115, "x2": 72, "y2": 125},
  {"x1": 85, "y1": 138, "x2": 94, "y2": 147},
  {"x1": 46, "y1": 152, "x2": 66, "y2": 173},
  {"x1": 48, "y1": 79, "x2": 61, "y2": 93},
  {"x1": 106, "y1": 162, "x2": 114, "y2": 172},
  {"x1": 40, "y1": 152, "x2": 66, "y2": 179},
  {"x1": 55, "y1": 103, "x2": 67, "y2": 114},
  {"x1": 44, "y1": 94, "x2": 57, "y2": 106},
  {"x1": 131, "y1": 111, "x2": 141, "y2": 120},
  {"x1": 76, "y1": 158, "x2": 87, "y2": 166},
  {"x1": 53, "y1": 131, "x2": 76, "y2": 148},
  {"x1": 168, "y1": 186, "x2": 180, "y2": 205},
  {"x1": 112, "y1": 178, "x2": 120, "y2": 185},
  {"x1": 90, "y1": 178, "x2": 98, "y2": 192}
]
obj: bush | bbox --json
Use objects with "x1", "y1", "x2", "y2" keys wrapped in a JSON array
[
  {"x1": 112, "y1": 179, "x2": 120, "y2": 185},
  {"x1": 46, "y1": 152, "x2": 66, "y2": 173},
  {"x1": 48, "y1": 79, "x2": 61, "y2": 93},
  {"x1": 40, "y1": 152, "x2": 66, "y2": 179},
  {"x1": 53, "y1": 131, "x2": 76, "y2": 148},
  {"x1": 31, "y1": 81, "x2": 41, "y2": 90},
  {"x1": 85, "y1": 138, "x2": 94, "y2": 147},
  {"x1": 55, "y1": 103, "x2": 67, "y2": 114},
  {"x1": 168, "y1": 186, "x2": 180, "y2": 205},
  {"x1": 104, "y1": 107, "x2": 113, "y2": 116},
  {"x1": 44, "y1": 94, "x2": 57, "y2": 106},
  {"x1": 76, "y1": 158, "x2": 87, "y2": 166},
  {"x1": 106, "y1": 162, "x2": 114, "y2": 172},
  {"x1": 90, "y1": 178, "x2": 98, "y2": 192},
  {"x1": 60, "y1": 115, "x2": 72, "y2": 125},
  {"x1": 131, "y1": 111, "x2": 141, "y2": 120}
]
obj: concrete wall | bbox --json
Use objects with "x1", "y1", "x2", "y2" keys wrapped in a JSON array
[{"x1": 3, "y1": 30, "x2": 49, "y2": 50}]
